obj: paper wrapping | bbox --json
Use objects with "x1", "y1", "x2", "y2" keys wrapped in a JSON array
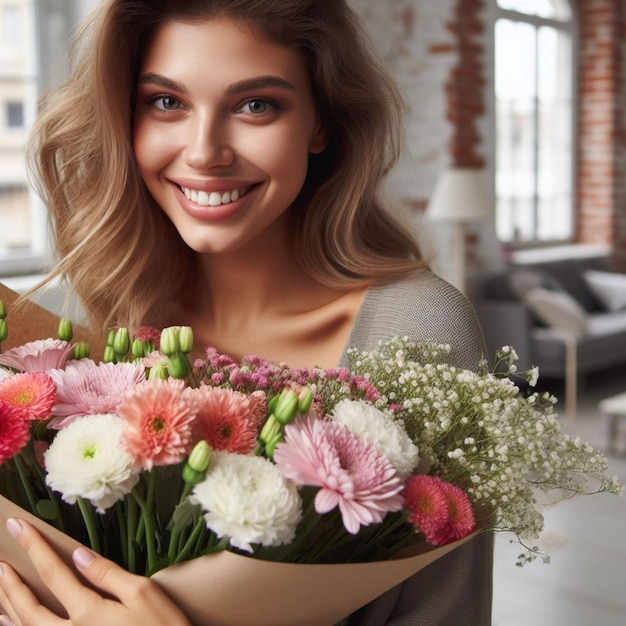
[
  {"x1": 0, "y1": 284, "x2": 476, "y2": 624},
  {"x1": 0, "y1": 496, "x2": 473, "y2": 625}
]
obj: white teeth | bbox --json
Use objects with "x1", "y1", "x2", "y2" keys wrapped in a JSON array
[{"x1": 181, "y1": 185, "x2": 248, "y2": 207}]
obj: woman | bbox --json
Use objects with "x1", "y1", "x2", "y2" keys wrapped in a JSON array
[{"x1": 0, "y1": 1, "x2": 493, "y2": 624}]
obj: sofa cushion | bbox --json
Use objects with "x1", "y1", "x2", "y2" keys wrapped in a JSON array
[
  {"x1": 583, "y1": 270, "x2": 626, "y2": 312},
  {"x1": 524, "y1": 287, "x2": 589, "y2": 337},
  {"x1": 508, "y1": 268, "x2": 563, "y2": 300},
  {"x1": 586, "y1": 310, "x2": 626, "y2": 336}
]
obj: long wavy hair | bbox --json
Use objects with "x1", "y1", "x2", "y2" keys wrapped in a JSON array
[{"x1": 27, "y1": 0, "x2": 425, "y2": 330}]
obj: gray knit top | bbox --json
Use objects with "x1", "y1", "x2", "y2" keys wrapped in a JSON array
[{"x1": 337, "y1": 269, "x2": 494, "y2": 626}]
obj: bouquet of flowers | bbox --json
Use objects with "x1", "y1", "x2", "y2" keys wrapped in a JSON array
[{"x1": 0, "y1": 285, "x2": 622, "y2": 624}]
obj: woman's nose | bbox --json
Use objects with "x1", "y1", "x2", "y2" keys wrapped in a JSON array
[{"x1": 182, "y1": 114, "x2": 235, "y2": 170}]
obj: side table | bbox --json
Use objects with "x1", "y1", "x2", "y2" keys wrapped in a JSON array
[{"x1": 598, "y1": 391, "x2": 626, "y2": 455}]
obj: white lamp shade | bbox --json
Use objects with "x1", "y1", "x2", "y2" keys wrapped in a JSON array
[{"x1": 426, "y1": 168, "x2": 492, "y2": 223}]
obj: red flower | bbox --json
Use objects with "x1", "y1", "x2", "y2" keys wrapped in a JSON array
[
  {"x1": 403, "y1": 474, "x2": 475, "y2": 546},
  {"x1": 0, "y1": 371, "x2": 57, "y2": 421},
  {"x1": 0, "y1": 398, "x2": 30, "y2": 463},
  {"x1": 403, "y1": 475, "x2": 450, "y2": 544}
]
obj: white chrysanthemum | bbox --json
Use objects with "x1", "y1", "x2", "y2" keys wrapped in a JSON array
[
  {"x1": 331, "y1": 398, "x2": 419, "y2": 479},
  {"x1": 190, "y1": 451, "x2": 302, "y2": 553},
  {"x1": 44, "y1": 413, "x2": 140, "y2": 513}
]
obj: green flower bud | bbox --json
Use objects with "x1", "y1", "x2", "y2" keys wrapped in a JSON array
[
  {"x1": 0, "y1": 300, "x2": 6, "y2": 319},
  {"x1": 259, "y1": 414, "x2": 281, "y2": 445},
  {"x1": 148, "y1": 363, "x2": 169, "y2": 380},
  {"x1": 113, "y1": 327, "x2": 130, "y2": 356},
  {"x1": 160, "y1": 327, "x2": 180, "y2": 356},
  {"x1": 103, "y1": 345, "x2": 116, "y2": 363},
  {"x1": 71, "y1": 342, "x2": 90, "y2": 360},
  {"x1": 182, "y1": 441, "x2": 212, "y2": 485},
  {"x1": 57, "y1": 318, "x2": 73, "y2": 342},
  {"x1": 131, "y1": 338, "x2": 145, "y2": 360},
  {"x1": 273, "y1": 389, "x2": 298, "y2": 425},
  {"x1": 167, "y1": 352, "x2": 192, "y2": 379},
  {"x1": 0, "y1": 319, "x2": 7, "y2": 342},
  {"x1": 297, "y1": 387, "x2": 313, "y2": 414},
  {"x1": 179, "y1": 326, "x2": 194, "y2": 353},
  {"x1": 264, "y1": 432, "x2": 283, "y2": 459},
  {"x1": 106, "y1": 329, "x2": 116, "y2": 347}
]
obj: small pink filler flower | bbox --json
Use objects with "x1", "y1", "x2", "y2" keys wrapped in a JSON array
[
  {"x1": 118, "y1": 378, "x2": 196, "y2": 470},
  {"x1": 273, "y1": 415, "x2": 404, "y2": 534},
  {"x1": 0, "y1": 371, "x2": 56, "y2": 421}
]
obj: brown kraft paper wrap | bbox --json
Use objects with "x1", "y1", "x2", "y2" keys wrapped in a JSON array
[{"x1": 0, "y1": 285, "x2": 477, "y2": 624}]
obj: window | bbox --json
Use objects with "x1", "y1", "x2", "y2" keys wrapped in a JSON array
[
  {"x1": 494, "y1": 0, "x2": 575, "y2": 243},
  {"x1": 0, "y1": 1, "x2": 98, "y2": 276}
]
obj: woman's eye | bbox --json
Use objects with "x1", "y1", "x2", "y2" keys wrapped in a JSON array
[
  {"x1": 240, "y1": 99, "x2": 275, "y2": 115},
  {"x1": 150, "y1": 95, "x2": 183, "y2": 112}
]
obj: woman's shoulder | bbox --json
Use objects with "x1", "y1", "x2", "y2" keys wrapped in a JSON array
[{"x1": 346, "y1": 269, "x2": 486, "y2": 370}]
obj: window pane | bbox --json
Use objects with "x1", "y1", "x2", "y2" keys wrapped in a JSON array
[
  {"x1": 497, "y1": 0, "x2": 572, "y2": 20},
  {"x1": 536, "y1": 26, "x2": 573, "y2": 240},
  {"x1": 495, "y1": 20, "x2": 537, "y2": 242}
]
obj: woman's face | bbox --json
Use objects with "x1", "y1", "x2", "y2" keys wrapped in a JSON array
[{"x1": 133, "y1": 16, "x2": 326, "y2": 256}]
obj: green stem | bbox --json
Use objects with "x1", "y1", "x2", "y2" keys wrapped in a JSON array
[
  {"x1": 133, "y1": 488, "x2": 157, "y2": 575},
  {"x1": 14, "y1": 453, "x2": 38, "y2": 515},
  {"x1": 173, "y1": 517, "x2": 206, "y2": 565},
  {"x1": 116, "y1": 500, "x2": 128, "y2": 569},
  {"x1": 126, "y1": 494, "x2": 138, "y2": 573},
  {"x1": 77, "y1": 497, "x2": 101, "y2": 554}
]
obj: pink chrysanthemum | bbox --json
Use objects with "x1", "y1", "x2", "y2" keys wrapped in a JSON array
[
  {"x1": 48, "y1": 359, "x2": 145, "y2": 429},
  {"x1": 0, "y1": 397, "x2": 30, "y2": 463},
  {"x1": 403, "y1": 475, "x2": 475, "y2": 546},
  {"x1": 430, "y1": 481, "x2": 476, "y2": 545},
  {"x1": 273, "y1": 415, "x2": 404, "y2": 534},
  {"x1": 0, "y1": 371, "x2": 56, "y2": 421},
  {"x1": 118, "y1": 378, "x2": 196, "y2": 470},
  {"x1": 403, "y1": 475, "x2": 450, "y2": 545},
  {"x1": 142, "y1": 351, "x2": 168, "y2": 369},
  {"x1": 0, "y1": 339, "x2": 73, "y2": 372},
  {"x1": 185, "y1": 386, "x2": 263, "y2": 454}
]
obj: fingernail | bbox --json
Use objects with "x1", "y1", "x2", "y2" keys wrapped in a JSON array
[
  {"x1": 72, "y1": 547, "x2": 96, "y2": 570},
  {"x1": 0, "y1": 563, "x2": 4, "y2": 578},
  {"x1": 5, "y1": 518, "x2": 22, "y2": 538},
  {"x1": 0, "y1": 615, "x2": 15, "y2": 626}
]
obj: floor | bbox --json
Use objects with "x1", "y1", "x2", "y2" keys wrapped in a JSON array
[{"x1": 492, "y1": 365, "x2": 626, "y2": 626}]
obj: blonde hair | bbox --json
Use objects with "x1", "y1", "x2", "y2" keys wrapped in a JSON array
[{"x1": 28, "y1": 0, "x2": 425, "y2": 331}]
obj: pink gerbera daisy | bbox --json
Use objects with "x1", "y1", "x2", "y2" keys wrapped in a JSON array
[
  {"x1": 0, "y1": 339, "x2": 73, "y2": 372},
  {"x1": 185, "y1": 386, "x2": 262, "y2": 454},
  {"x1": 403, "y1": 475, "x2": 450, "y2": 545},
  {"x1": 0, "y1": 398, "x2": 30, "y2": 463},
  {"x1": 0, "y1": 371, "x2": 56, "y2": 421},
  {"x1": 118, "y1": 378, "x2": 196, "y2": 470},
  {"x1": 430, "y1": 481, "x2": 476, "y2": 545},
  {"x1": 273, "y1": 415, "x2": 404, "y2": 534},
  {"x1": 48, "y1": 359, "x2": 145, "y2": 429}
]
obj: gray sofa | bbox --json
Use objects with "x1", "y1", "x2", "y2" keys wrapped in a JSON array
[{"x1": 472, "y1": 254, "x2": 626, "y2": 415}]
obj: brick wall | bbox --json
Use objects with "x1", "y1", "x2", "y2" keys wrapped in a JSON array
[{"x1": 353, "y1": 0, "x2": 625, "y2": 276}]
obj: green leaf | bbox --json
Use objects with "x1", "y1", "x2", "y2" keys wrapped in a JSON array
[
  {"x1": 170, "y1": 499, "x2": 199, "y2": 529},
  {"x1": 36, "y1": 499, "x2": 58, "y2": 521}
]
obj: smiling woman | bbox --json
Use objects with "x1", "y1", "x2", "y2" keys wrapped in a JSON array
[{"x1": 4, "y1": 1, "x2": 493, "y2": 625}]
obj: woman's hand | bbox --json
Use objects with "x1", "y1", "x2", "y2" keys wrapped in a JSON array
[{"x1": 0, "y1": 518, "x2": 191, "y2": 626}]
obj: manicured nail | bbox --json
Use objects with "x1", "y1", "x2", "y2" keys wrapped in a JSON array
[
  {"x1": 0, "y1": 615, "x2": 15, "y2": 626},
  {"x1": 5, "y1": 518, "x2": 22, "y2": 538},
  {"x1": 72, "y1": 547, "x2": 96, "y2": 570}
]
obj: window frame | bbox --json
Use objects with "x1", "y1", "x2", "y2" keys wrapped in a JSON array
[{"x1": 492, "y1": 0, "x2": 578, "y2": 248}]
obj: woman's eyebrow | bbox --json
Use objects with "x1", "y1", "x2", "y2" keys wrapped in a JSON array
[
  {"x1": 137, "y1": 73, "x2": 296, "y2": 96},
  {"x1": 225, "y1": 75, "x2": 296, "y2": 95},
  {"x1": 137, "y1": 73, "x2": 187, "y2": 93}
]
